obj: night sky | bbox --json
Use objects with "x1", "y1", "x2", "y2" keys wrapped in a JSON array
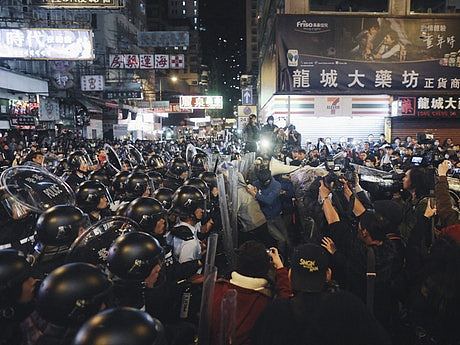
[{"x1": 200, "y1": 0, "x2": 246, "y2": 117}]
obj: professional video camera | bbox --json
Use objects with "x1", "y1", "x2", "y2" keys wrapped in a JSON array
[
  {"x1": 322, "y1": 155, "x2": 356, "y2": 193},
  {"x1": 412, "y1": 133, "x2": 445, "y2": 168}
]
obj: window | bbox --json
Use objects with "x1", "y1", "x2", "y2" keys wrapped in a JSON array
[
  {"x1": 410, "y1": 0, "x2": 459, "y2": 13},
  {"x1": 310, "y1": 0, "x2": 388, "y2": 12}
]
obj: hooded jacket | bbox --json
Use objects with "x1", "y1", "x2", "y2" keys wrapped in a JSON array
[{"x1": 237, "y1": 173, "x2": 266, "y2": 232}]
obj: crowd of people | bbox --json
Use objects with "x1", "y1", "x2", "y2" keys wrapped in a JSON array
[{"x1": 0, "y1": 125, "x2": 459, "y2": 345}]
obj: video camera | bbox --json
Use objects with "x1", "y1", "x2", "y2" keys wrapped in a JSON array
[{"x1": 323, "y1": 155, "x2": 356, "y2": 193}]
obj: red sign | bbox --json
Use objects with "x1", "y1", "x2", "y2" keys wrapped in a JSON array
[{"x1": 398, "y1": 96, "x2": 460, "y2": 117}]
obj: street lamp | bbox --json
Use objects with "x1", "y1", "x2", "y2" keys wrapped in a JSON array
[
  {"x1": 158, "y1": 75, "x2": 179, "y2": 101},
  {"x1": 170, "y1": 75, "x2": 178, "y2": 83}
]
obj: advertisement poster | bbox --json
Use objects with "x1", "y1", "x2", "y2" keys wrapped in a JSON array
[{"x1": 276, "y1": 15, "x2": 460, "y2": 93}]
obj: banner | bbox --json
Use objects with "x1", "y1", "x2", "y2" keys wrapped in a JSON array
[
  {"x1": 0, "y1": 29, "x2": 93, "y2": 60},
  {"x1": 81, "y1": 75, "x2": 104, "y2": 91},
  {"x1": 39, "y1": 97, "x2": 60, "y2": 121},
  {"x1": 396, "y1": 96, "x2": 460, "y2": 117},
  {"x1": 137, "y1": 31, "x2": 189, "y2": 47},
  {"x1": 276, "y1": 15, "x2": 460, "y2": 94},
  {"x1": 30, "y1": 0, "x2": 122, "y2": 8},
  {"x1": 108, "y1": 54, "x2": 181, "y2": 70}
]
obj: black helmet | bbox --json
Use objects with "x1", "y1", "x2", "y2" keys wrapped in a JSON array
[
  {"x1": 199, "y1": 171, "x2": 218, "y2": 190},
  {"x1": 132, "y1": 165, "x2": 147, "y2": 174},
  {"x1": 37, "y1": 263, "x2": 111, "y2": 327},
  {"x1": 147, "y1": 170, "x2": 163, "y2": 190},
  {"x1": 183, "y1": 178, "x2": 210, "y2": 201},
  {"x1": 147, "y1": 154, "x2": 166, "y2": 173},
  {"x1": 35, "y1": 205, "x2": 88, "y2": 247},
  {"x1": 76, "y1": 180, "x2": 111, "y2": 213},
  {"x1": 125, "y1": 198, "x2": 166, "y2": 235},
  {"x1": 172, "y1": 185, "x2": 206, "y2": 219},
  {"x1": 107, "y1": 232, "x2": 163, "y2": 281},
  {"x1": 113, "y1": 170, "x2": 130, "y2": 195},
  {"x1": 152, "y1": 188, "x2": 174, "y2": 210},
  {"x1": 0, "y1": 249, "x2": 31, "y2": 308},
  {"x1": 191, "y1": 152, "x2": 208, "y2": 174},
  {"x1": 125, "y1": 172, "x2": 151, "y2": 198},
  {"x1": 73, "y1": 307, "x2": 165, "y2": 345},
  {"x1": 88, "y1": 170, "x2": 111, "y2": 188},
  {"x1": 166, "y1": 157, "x2": 189, "y2": 179},
  {"x1": 68, "y1": 151, "x2": 87, "y2": 171}
]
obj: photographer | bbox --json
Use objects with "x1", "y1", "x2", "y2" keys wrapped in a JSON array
[
  {"x1": 319, "y1": 179, "x2": 401, "y2": 330},
  {"x1": 435, "y1": 161, "x2": 459, "y2": 228}
]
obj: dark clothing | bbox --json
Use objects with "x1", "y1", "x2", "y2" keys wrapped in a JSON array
[
  {"x1": 328, "y1": 221, "x2": 402, "y2": 327},
  {"x1": 253, "y1": 178, "x2": 282, "y2": 221},
  {"x1": 289, "y1": 159, "x2": 303, "y2": 167},
  {"x1": 64, "y1": 172, "x2": 86, "y2": 191},
  {"x1": 435, "y1": 176, "x2": 459, "y2": 227},
  {"x1": 0, "y1": 214, "x2": 36, "y2": 254},
  {"x1": 243, "y1": 123, "x2": 260, "y2": 152},
  {"x1": 163, "y1": 176, "x2": 183, "y2": 192},
  {"x1": 252, "y1": 290, "x2": 390, "y2": 345}
]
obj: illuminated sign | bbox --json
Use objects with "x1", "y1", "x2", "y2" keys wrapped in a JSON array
[
  {"x1": 138, "y1": 31, "x2": 189, "y2": 47},
  {"x1": 179, "y1": 96, "x2": 223, "y2": 110},
  {"x1": 0, "y1": 29, "x2": 94, "y2": 60},
  {"x1": 30, "y1": 0, "x2": 122, "y2": 8},
  {"x1": 81, "y1": 75, "x2": 104, "y2": 91}
]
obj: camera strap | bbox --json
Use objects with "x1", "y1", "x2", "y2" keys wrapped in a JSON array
[{"x1": 366, "y1": 246, "x2": 376, "y2": 315}]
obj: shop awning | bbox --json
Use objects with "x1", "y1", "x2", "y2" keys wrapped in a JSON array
[
  {"x1": 0, "y1": 67, "x2": 48, "y2": 95},
  {"x1": 79, "y1": 98, "x2": 103, "y2": 114}
]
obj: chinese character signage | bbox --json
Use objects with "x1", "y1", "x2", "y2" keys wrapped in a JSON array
[
  {"x1": 30, "y1": 0, "x2": 121, "y2": 8},
  {"x1": 39, "y1": 97, "x2": 60, "y2": 121},
  {"x1": 109, "y1": 54, "x2": 182, "y2": 70},
  {"x1": 104, "y1": 91, "x2": 143, "y2": 100},
  {"x1": 180, "y1": 96, "x2": 223, "y2": 110},
  {"x1": 397, "y1": 96, "x2": 460, "y2": 117},
  {"x1": 170, "y1": 54, "x2": 185, "y2": 69},
  {"x1": 81, "y1": 75, "x2": 104, "y2": 91},
  {"x1": 276, "y1": 15, "x2": 460, "y2": 93},
  {"x1": 0, "y1": 29, "x2": 94, "y2": 60},
  {"x1": 137, "y1": 31, "x2": 189, "y2": 47}
]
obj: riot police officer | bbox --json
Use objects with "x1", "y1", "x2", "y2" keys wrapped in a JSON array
[
  {"x1": 65, "y1": 151, "x2": 90, "y2": 191},
  {"x1": 107, "y1": 231, "x2": 164, "y2": 309},
  {"x1": 124, "y1": 172, "x2": 152, "y2": 202},
  {"x1": 168, "y1": 185, "x2": 206, "y2": 280},
  {"x1": 33, "y1": 205, "x2": 89, "y2": 277},
  {"x1": 32, "y1": 263, "x2": 111, "y2": 345},
  {"x1": 148, "y1": 154, "x2": 166, "y2": 175},
  {"x1": 111, "y1": 170, "x2": 130, "y2": 211},
  {"x1": 153, "y1": 188, "x2": 174, "y2": 211},
  {"x1": 125, "y1": 198, "x2": 168, "y2": 239},
  {"x1": 0, "y1": 249, "x2": 37, "y2": 345},
  {"x1": 73, "y1": 308, "x2": 166, "y2": 345},
  {"x1": 163, "y1": 157, "x2": 189, "y2": 192},
  {"x1": 76, "y1": 180, "x2": 112, "y2": 223},
  {"x1": 190, "y1": 152, "x2": 208, "y2": 178},
  {"x1": 148, "y1": 170, "x2": 164, "y2": 190}
]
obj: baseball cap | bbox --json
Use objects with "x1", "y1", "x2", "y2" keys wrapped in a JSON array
[{"x1": 290, "y1": 244, "x2": 329, "y2": 293}]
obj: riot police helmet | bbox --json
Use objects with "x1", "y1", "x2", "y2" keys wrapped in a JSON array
[
  {"x1": 152, "y1": 188, "x2": 174, "y2": 211},
  {"x1": 76, "y1": 180, "x2": 112, "y2": 213},
  {"x1": 0, "y1": 249, "x2": 31, "y2": 308},
  {"x1": 125, "y1": 172, "x2": 151, "y2": 198},
  {"x1": 125, "y1": 197, "x2": 166, "y2": 235},
  {"x1": 107, "y1": 232, "x2": 163, "y2": 281},
  {"x1": 171, "y1": 185, "x2": 206, "y2": 219},
  {"x1": 166, "y1": 157, "x2": 189, "y2": 179}
]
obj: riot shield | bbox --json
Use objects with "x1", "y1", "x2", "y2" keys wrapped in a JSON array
[
  {"x1": 43, "y1": 153, "x2": 60, "y2": 174},
  {"x1": 0, "y1": 165, "x2": 75, "y2": 217},
  {"x1": 219, "y1": 289, "x2": 237, "y2": 345},
  {"x1": 217, "y1": 173, "x2": 235, "y2": 270},
  {"x1": 104, "y1": 144, "x2": 123, "y2": 173},
  {"x1": 127, "y1": 144, "x2": 145, "y2": 166},
  {"x1": 197, "y1": 265, "x2": 218, "y2": 345},
  {"x1": 67, "y1": 216, "x2": 139, "y2": 266},
  {"x1": 227, "y1": 166, "x2": 239, "y2": 249},
  {"x1": 204, "y1": 233, "x2": 218, "y2": 276},
  {"x1": 186, "y1": 144, "x2": 197, "y2": 166}
]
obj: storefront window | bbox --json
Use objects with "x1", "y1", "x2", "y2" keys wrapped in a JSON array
[
  {"x1": 310, "y1": 0, "x2": 388, "y2": 12},
  {"x1": 411, "y1": 0, "x2": 460, "y2": 13}
]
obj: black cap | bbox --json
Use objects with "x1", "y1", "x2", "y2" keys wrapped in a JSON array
[{"x1": 290, "y1": 244, "x2": 329, "y2": 293}]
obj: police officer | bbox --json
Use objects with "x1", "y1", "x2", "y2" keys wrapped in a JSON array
[
  {"x1": 76, "y1": 180, "x2": 112, "y2": 223},
  {"x1": 163, "y1": 157, "x2": 189, "y2": 192},
  {"x1": 153, "y1": 188, "x2": 174, "y2": 211},
  {"x1": 33, "y1": 205, "x2": 89, "y2": 278},
  {"x1": 190, "y1": 152, "x2": 208, "y2": 178},
  {"x1": 124, "y1": 172, "x2": 152, "y2": 203},
  {"x1": 0, "y1": 249, "x2": 37, "y2": 345},
  {"x1": 65, "y1": 151, "x2": 90, "y2": 191},
  {"x1": 0, "y1": 189, "x2": 37, "y2": 255},
  {"x1": 31, "y1": 263, "x2": 111, "y2": 345},
  {"x1": 147, "y1": 154, "x2": 166, "y2": 175},
  {"x1": 111, "y1": 170, "x2": 130, "y2": 211},
  {"x1": 148, "y1": 170, "x2": 164, "y2": 190},
  {"x1": 183, "y1": 178, "x2": 214, "y2": 236},
  {"x1": 88, "y1": 169, "x2": 111, "y2": 190},
  {"x1": 107, "y1": 231, "x2": 164, "y2": 309},
  {"x1": 73, "y1": 308, "x2": 166, "y2": 345},
  {"x1": 168, "y1": 185, "x2": 206, "y2": 280}
]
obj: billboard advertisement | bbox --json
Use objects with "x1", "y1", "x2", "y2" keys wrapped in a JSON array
[
  {"x1": 30, "y1": 0, "x2": 122, "y2": 8},
  {"x1": 179, "y1": 96, "x2": 223, "y2": 110},
  {"x1": 396, "y1": 96, "x2": 460, "y2": 118},
  {"x1": 138, "y1": 31, "x2": 190, "y2": 47},
  {"x1": 276, "y1": 15, "x2": 460, "y2": 94},
  {"x1": 0, "y1": 29, "x2": 94, "y2": 60}
]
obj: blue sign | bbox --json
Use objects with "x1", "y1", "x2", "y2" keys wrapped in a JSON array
[{"x1": 242, "y1": 88, "x2": 253, "y2": 105}]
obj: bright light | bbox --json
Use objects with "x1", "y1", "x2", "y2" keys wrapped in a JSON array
[
  {"x1": 170, "y1": 76, "x2": 178, "y2": 83},
  {"x1": 260, "y1": 138, "x2": 272, "y2": 149}
]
